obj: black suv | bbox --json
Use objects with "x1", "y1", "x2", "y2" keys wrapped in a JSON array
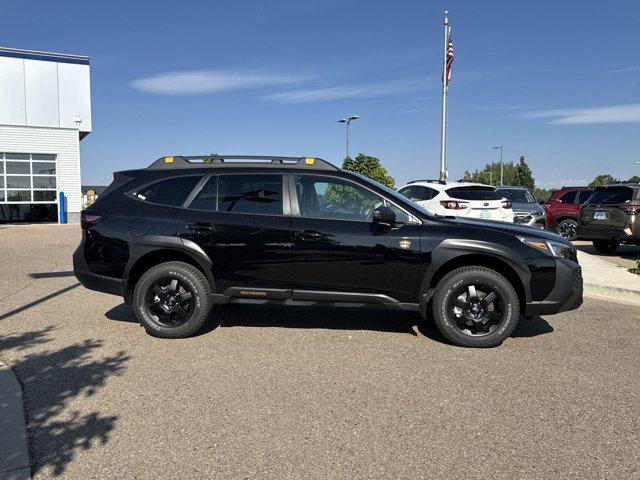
[
  {"x1": 74, "y1": 155, "x2": 583, "y2": 348},
  {"x1": 579, "y1": 183, "x2": 640, "y2": 253}
]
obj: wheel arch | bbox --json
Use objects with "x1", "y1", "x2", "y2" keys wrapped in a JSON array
[
  {"x1": 123, "y1": 243, "x2": 214, "y2": 303},
  {"x1": 553, "y1": 214, "x2": 578, "y2": 227},
  {"x1": 419, "y1": 243, "x2": 530, "y2": 316}
]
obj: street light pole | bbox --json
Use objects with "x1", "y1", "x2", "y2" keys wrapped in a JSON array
[
  {"x1": 338, "y1": 115, "x2": 359, "y2": 159},
  {"x1": 493, "y1": 145, "x2": 504, "y2": 185}
]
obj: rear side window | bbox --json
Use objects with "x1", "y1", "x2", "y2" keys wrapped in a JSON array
[
  {"x1": 401, "y1": 185, "x2": 438, "y2": 201},
  {"x1": 577, "y1": 190, "x2": 592, "y2": 204},
  {"x1": 586, "y1": 187, "x2": 634, "y2": 205},
  {"x1": 189, "y1": 176, "x2": 217, "y2": 211},
  {"x1": 218, "y1": 174, "x2": 283, "y2": 215},
  {"x1": 135, "y1": 176, "x2": 202, "y2": 206},
  {"x1": 446, "y1": 186, "x2": 502, "y2": 201},
  {"x1": 559, "y1": 191, "x2": 577, "y2": 204}
]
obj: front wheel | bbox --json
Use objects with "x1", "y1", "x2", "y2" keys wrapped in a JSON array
[
  {"x1": 133, "y1": 261, "x2": 212, "y2": 338},
  {"x1": 431, "y1": 267, "x2": 520, "y2": 348},
  {"x1": 556, "y1": 219, "x2": 578, "y2": 241},
  {"x1": 592, "y1": 239, "x2": 620, "y2": 254}
]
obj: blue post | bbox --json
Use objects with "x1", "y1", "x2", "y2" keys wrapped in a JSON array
[{"x1": 58, "y1": 192, "x2": 67, "y2": 224}]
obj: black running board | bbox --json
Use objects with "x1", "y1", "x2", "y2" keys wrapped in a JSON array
[{"x1": 213, "y1": 287, "x2": 418, "y2": 311}]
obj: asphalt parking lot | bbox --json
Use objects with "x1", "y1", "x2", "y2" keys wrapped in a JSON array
[
  {"x1": 1, "y1": 225, "x2": 639, "y2": 479},
  {"x1": 574, "y1": 240, "x2": 640, "y2": 270}
]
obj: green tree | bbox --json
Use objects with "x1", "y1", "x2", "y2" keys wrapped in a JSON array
[
  {"x1": 342, "y1": 154, "x2": 395, "y2": 189},
  {"x1": 533, "y1": 188, "x2": 551, "y2": 202},
  {"x1": 627, "y1": 175, "x2": 640, "y2": 183},
  {"x1": 463, "y1": 161, "x2": 517, "y2": 186},
  {"x1": 589, "y1": 174, "x2": 619, "y2": 187},
  {"x1": 513, "y1": 155, "x2": 535, "y2": 191}
]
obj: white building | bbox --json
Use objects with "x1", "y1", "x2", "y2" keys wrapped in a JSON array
[{"x1": 0, "y1": 47, "x2": 91, "y2": 223}]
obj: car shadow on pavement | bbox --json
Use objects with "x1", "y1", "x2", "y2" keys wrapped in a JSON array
[
  {"x1": 104, "y1": 303, "x2": 555, "y2": 343},
  {"x1": 0, "y1": 327, "x2": 130, "y2": 476}
]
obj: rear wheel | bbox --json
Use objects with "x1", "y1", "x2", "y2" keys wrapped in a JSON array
[
  {"x1": 431, "y1": 267, "x2": 520, "y2": 348},
  {"x1": 133, "y1": 261, "x2": 212, "y2": 338},
  {"x1": 592, "y1": 239, "x2": 620, "y2": 254},
  {"x1": 556, "y1": 219, "x2": 578, "y2": 241}
]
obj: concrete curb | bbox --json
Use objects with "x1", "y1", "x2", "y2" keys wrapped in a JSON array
[
  {"x1": 578, "y1": 250, "x2": 640, "y2": 306},
  {"x1": 0, "y1": 362, "x2": 30, "y2": 480}
]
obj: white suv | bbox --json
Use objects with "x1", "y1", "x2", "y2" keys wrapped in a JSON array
[{"x1": 398, "y1": 180, "x2": 514, "y2": 222}]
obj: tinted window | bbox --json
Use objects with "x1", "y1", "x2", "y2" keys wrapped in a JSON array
[
  {"x1": 577, "y1": 190, "x2": 592, "y2": 204},
  {"x1": 34, "y1": 191, "x2": 56, "y2": 201},
  {"x1": 446, "y1": 186, "x2": 502, "y2": 201},
  {"x1": 32, "y1": 162, "x2": 56, "y2": 175},
  {"x1": 135, "y1": 176, "x2": 202, "y2": 206},
  {"x1": 6, "y1": 176, "x2": 31, "y2": 188},
  {"x1": 33, "y1": 176, "x2": 56, "y2": 189},
  {"x1": 189, "y1": 176, "x2": 217, "y2": 211},
  {"x1": 218, "y1": 174, "x2": 283, "y2": 215},
  {"x1": 400, "y1": 185, "x2": 438, "y2": 201},
  {"x1": 559, "y1": 191, "x2": 577, "y2": 204},
  {"x1": 6, "y1": 161, "x2": 30, "y2": 174},
  {"x1": 295, "y1": 175, "x2": 408, "y2": 222},
  {"x1": 497, "y1": 188, "x2": 536, "y2": 203},
  {"x1": 586, "y1": 187, "x2": 634, "y2": 205}
]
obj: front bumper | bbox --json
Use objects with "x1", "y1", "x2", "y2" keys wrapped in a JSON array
[
  {"x1": 577, "y1": 224, "x2": 636, "y2": 242},
  {"x1": 524, "y1": 258, "x2": 583, "y2": 316},
  {"x1": 514, "y1": 211, "x2": 546, "y2": 228}
]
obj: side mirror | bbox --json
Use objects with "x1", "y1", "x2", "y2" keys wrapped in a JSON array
[
  {"x1": 372, "y1": 205, "x2": 396, "y2": 226},
  {"x1": 538, "y1": 199, "x2": 545, "y2": 205}
]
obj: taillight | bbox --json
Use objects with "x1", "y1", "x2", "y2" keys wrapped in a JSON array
[
  {"x1": 440, "y1": 200, "x2": 468, "y2": 210},
  {"x1": 81, "y1": 210, "x2": 106, "y2": 229},
  {"x1": 502, "y1": 200, "x2": 512, "y2": 209},
  {"x1": 620, "y1": 204, "x2": 640, "y2": 215}
]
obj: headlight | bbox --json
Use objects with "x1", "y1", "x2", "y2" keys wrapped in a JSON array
[
  {"x1": 519, "y1": 236, "x2": 574, "y2": 259},
  {"x1": 532, "y1": 210, "x2": 545, "y2": 216}
]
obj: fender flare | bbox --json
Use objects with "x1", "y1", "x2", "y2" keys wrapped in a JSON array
[
  {"x1": 122, "y1": 236, "x2": 215, "y2": 301},
  {"x1": 418, "y1": 238, "x2": 532, "y2": 313}
]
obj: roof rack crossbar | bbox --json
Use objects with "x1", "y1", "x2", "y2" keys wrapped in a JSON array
[{"x1": 146, "y1": 154, "x2": 339, "y2": 171}]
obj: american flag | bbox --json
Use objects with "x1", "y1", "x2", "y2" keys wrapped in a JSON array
[{"x1": 445, "y1": 28, "x2": 454, "y2": 85}]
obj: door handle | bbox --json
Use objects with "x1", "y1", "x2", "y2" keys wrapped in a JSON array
[
  {"x1": 186, "y1": 222, "x2": 215, "y2": 233},
  {"x1": 300, "y1": 230, "x2": 323, "y2": 241}
]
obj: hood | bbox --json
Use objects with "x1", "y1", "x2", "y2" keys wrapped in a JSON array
[
  {"x1": 511, "y1": 202, "x2": 544, "y2": 214},
  {"x1": 450, "y1": 217, "x2": 564, "y2": 242}
]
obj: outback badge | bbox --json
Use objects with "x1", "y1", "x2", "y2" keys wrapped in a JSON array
[{"x1": 399, "y1": 239, "x2": 411, "y2": 250}]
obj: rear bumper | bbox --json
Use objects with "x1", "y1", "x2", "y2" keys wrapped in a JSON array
[
  {"x1": 577, "y1": 224, "x2": 636, "y2": 242},
  {"x1": 73, "y1": 243, "x2": 124, "y2": 297},
  {"x1": 525, "y1": 259, "x2": 583, "y2": 316}
]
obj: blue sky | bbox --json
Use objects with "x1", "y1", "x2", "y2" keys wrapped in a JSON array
[{"x1": 3, "y1": 0, "x2": 640, "y2": 188}]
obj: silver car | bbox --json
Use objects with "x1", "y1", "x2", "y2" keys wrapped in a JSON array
[{"x1": 496, "y1": 186, "x2": 546, "y2": 228}]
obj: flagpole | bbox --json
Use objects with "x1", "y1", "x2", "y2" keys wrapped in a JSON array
[{"x1": 439, "y1": 11, "x2": 450, "y2": 182}]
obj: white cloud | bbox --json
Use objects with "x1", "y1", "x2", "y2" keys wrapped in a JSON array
[
  {"x1": 130, "y1": 70, "x2": 306, "y2": 95},
  {"x1": 537, "y1": 179, "x2": 590, "y2": 189},
  {"x1": 263, "y1": 79, "x2": 426, "y2": 103},
  {"x1": 518, "y1": 103, "x2": 640, "y2": 124},
  {"x1": 606, "y1": 65, "x2": 640, "y2": 75}
]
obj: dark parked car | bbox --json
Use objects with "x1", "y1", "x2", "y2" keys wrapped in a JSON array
[
  {"x1": 578, "y1": 184, "x2": 640, "y2": 253},
  {"x1": 543, "y1": 186, "x2": 594, "y2": 240},
  {"x1": 74, "y1": 155, "x2": 583, "y2": 348},
  {"x1": 496, "y1": 186, "x2": 545, "y2": 228}
]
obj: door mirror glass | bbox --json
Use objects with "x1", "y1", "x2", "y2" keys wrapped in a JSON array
[{"x1": 372, "y1": 205, "x2": 396, "y2": 225}]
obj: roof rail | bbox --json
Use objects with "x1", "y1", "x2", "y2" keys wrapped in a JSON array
[
  {"x1": 407, "y1": 179, "x2": 446, "y2": 185},
  {"x1": 146, "y1": 154, "x2": 339, "y2": 171}
]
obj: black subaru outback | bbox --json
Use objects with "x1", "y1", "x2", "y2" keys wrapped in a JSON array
[{"x1": 74, "y1": 155, "x2": 582, "y2": 348}]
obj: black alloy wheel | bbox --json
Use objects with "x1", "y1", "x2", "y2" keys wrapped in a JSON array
[
  {"x1": 133, "y1": 261, "x2": 212, "y2": 338},
  {"x1": 431, "y1": 266, "x2": 520, "y2": 348},
  {"x1": 145, "y1": 276, "x2": 195, "y2": 327},
  {"x1": 448, "y1": 283, "x2": 505, "y2": 336},
  {"x1": 557, "y1": 219, "x2": 578, "y2": 241}
]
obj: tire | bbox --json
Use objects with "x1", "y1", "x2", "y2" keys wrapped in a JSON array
[
  {"x1": 556, "y1": 218, "x2": 578, "y2": 241},
  {"x1": 592, "y1": 239, "x2": 620, "y2": 254},
  {"x1": 431, "y1": 266, "x2": 520, "y2": 348},
  {"x1": 133, "y1": 261, "x2": 212, "y2": 338}
]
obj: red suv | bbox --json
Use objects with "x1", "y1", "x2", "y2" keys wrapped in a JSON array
[{"x1": 544, "y1": 187, "x2": 594, "y2": 240}]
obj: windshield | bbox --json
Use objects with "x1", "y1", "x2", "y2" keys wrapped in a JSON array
[
  {"x1": 586, "y1": 187, "x2": 635, "y2": 205},
  {"x1": 497, "y1": 188, "x2": 536, "y2": 203},
  {"x1": 349, "y1": 172, "x2": 434, "y2": 217},
  {"x1": 446, "y1": 186, "x2": 502, "y2": 201}
]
